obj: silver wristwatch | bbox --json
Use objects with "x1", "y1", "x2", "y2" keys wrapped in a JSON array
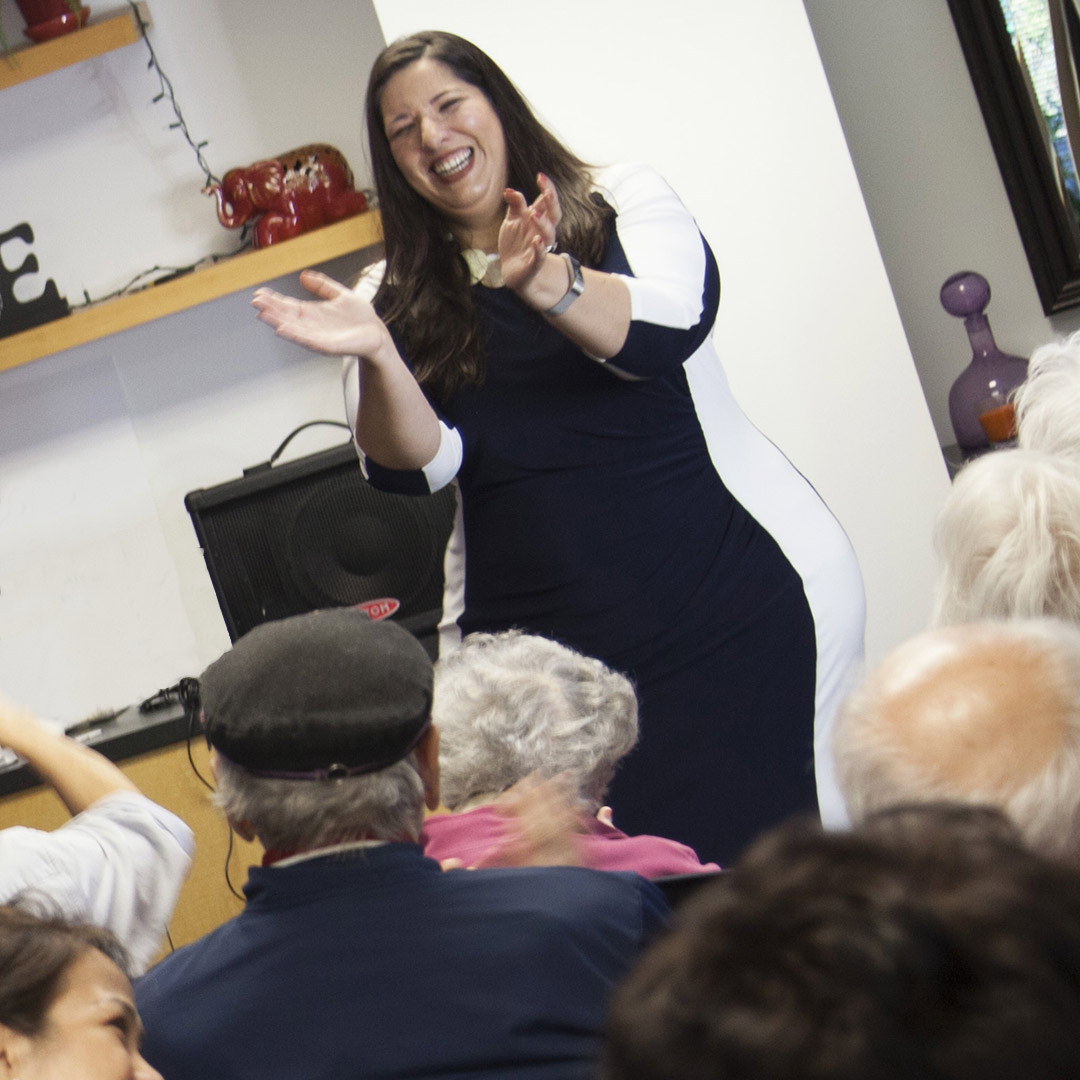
[{"x1": 545, "y1": 253, "x2": 585, "y2": 316}]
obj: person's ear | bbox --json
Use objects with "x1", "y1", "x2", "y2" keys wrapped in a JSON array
[
  {"x1": 0, "y1": 1022, "x2": 34, "y2": 1079},
  {"x1": 417, "y1": 723, "x2": 441, "y2": 811},
  {"x1": 231, "y1": 818, "x2": 257, "y2": 842}
]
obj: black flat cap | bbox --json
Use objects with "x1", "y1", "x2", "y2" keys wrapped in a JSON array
[{"x1": 200, "y1": 608, "x2": 433, "y2": 778}]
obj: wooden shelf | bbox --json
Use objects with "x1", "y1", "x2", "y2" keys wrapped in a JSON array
[
  {"x1": 0, "y1": 211, "x2": 384, "y2": 372},
  {"x1": 0, "y1": 10, "x2": 139, "y2": 91}
]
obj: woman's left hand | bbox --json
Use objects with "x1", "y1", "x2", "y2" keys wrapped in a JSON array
[{"x1": 499, "y1": 172, "x2": 561, "y2": 294}]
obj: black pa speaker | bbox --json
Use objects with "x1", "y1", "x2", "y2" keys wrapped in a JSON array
[{"x1": 184, "y1": 440, "x2": 457, "y2": 659}]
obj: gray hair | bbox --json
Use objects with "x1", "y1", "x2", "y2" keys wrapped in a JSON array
[
  {"x1": 1015, "y1": 331, "x2": 1080, "y2": 459},
  {"x1": 931, "y1": 448, "x2": 1080, "y2": 626},
  {"x1": 833, "y1": 619, "x2": 1080, "y2": 862},
  {"x1": 212, "y1": 753, "x2": 426, "y2": 849},
  {"x1": 434, "y1": 630, "x2": 639, "y2": 811}
]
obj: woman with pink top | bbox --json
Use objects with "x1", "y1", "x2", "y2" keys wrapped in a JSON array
[{"x1": 422, "y1": 630, "x2": 720, "y2": 877}]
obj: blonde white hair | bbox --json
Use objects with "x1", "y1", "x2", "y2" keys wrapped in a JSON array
[
  {"x1": 931, "y1": 447, "x2": 1080, "y2": 626},
  {"x1": 1015, "y1": 331, "x2": 1080, "y2": 459}
]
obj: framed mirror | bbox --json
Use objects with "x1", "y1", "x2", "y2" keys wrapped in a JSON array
[{"x1": 948, "y1": 0, "x2": 1080, "y2": 313}]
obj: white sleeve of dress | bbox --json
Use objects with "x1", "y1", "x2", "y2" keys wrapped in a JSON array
[
  {"x1": 0, "y1": 791, "x2": 194, "y2": 975},
  {"x1": 591, "y1": 162, "x2": 720, "y2": 378},
  {"x1": 596, "y1": 162, "x2": 710, "y2": 329},
  {"x1": 340, "y1": 259, "x2": 463, "y2": 494}
]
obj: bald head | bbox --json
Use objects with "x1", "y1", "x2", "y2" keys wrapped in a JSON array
[{"x1": 834, "y1": 619, "x2": 1080, "y2": 862}]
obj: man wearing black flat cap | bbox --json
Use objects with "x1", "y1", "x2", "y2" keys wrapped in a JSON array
[{"x1": 134, "y1": 609, "x2": 668, "y2": 1080}]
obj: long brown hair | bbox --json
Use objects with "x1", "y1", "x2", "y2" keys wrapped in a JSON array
[{"x1": 365, "y1": 31, "x2": 613, "y2": 403}]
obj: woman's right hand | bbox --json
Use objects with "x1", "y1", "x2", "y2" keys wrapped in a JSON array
[{"x1": 252, "y1": 269, "x2": 390, "y2": 360}]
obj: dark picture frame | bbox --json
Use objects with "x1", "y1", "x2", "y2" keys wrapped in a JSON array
[{"x1": 948, "y1": 0, "x2": 1080, "y2": 313}]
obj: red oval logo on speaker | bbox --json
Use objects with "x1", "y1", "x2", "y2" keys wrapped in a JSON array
[{"x1": 356, "y1": 598, "x2": 401, "y2": 621}]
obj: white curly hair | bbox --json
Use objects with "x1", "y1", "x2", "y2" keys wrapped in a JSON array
[
  {"x1": 433, "y1": 630, "x2": 639, "y2": 811},
  {"x1": 931, "y1": 447, "x2": 1080, "y2": 626}
]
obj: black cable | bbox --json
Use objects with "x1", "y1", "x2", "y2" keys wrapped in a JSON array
[
  {"x1": 269, "y1": 420, "x2": 353, "y2": 465},
  {"x1": 127, "y1": 0, "x2": 218, "y2": 189},
  {"x1": 183, "y1": 685, "x2": 246, "y2": 901},
  {"x1": 224, "y1": 826, "x2": 245, "y2": 901},
  {"x1": 71, "y1": 248, "x2": 250, "y2": 309},
  {"x1": 240, "y1": 420, "x2": 353, "y2": 476},
  {"x1": 184, "y1": 714, "x2": 214, "y2": 792}
]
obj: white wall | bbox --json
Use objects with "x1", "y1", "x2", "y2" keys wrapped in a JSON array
[
  {"x1": 374, "y1": 0, "x2": 952, "y2": 669},
  {"x1": 805, "y1": 0, "x2": 1080, "y2": 447}
]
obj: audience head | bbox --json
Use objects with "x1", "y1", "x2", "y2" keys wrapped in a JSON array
[
  {"x1": 931, "y1": 447, "x2": 1080, "y2": 625},
  {"x1": 0, "y1": 902, "x2": 160, "y2": 1080},
  {"x1": 1014, "y1": 330, "x2": 1080, "y2": 458},
  {"x1": 434, "y1": 630, "x2": 638, "y2": 811},
  {"x1": 200, "y1": 608, "x2": 439, "y2": 850},
  {"x1": 833, "y1": 618, "x2": 1080, "y2": 861},
  {"x1": 601, "y1": 803, "x2": 1080, "y2": 1080}
]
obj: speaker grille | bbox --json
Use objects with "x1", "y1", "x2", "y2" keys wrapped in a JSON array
[{"x1": 185, "y1": 443, "x2": 457, "y2": 650}]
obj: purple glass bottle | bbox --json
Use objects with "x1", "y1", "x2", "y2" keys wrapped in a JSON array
[{"x1": 940, "y1": 270, "x2": 1028, "y2": 451}]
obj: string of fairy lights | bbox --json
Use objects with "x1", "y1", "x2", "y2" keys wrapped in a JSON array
[{"x1": 74, "y1": 1, "x2": 249, "y2": 307}]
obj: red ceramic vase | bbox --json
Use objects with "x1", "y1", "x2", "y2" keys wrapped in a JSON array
[{"x1": 15, "y1": 0, "x2": 89, "y2": 43}]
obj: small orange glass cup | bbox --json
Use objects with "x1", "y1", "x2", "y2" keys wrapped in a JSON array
[{"x1": 977, "y1": 399, "x2": 1017, "y2": 444}]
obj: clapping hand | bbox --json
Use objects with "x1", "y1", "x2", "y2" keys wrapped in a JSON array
[
  {"x1": 252, "y1": 269, "x2": 389, "y2": 359},
  {"x1": 499, "y1": 173, "x2": 561, "y2": 294}
]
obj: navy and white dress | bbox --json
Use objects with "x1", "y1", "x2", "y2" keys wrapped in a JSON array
[{"x1": 344, "y1": 163, "x2": 865, "y2": 864}]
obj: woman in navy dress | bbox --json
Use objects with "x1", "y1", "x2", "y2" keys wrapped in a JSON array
[{"x1": 252, "y1": 31, "x2": 866, "y2": 865}]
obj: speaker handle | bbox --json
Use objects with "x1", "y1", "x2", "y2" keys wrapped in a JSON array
[{"x1": 242, "y1": 420, "x2": 354, "y2": 477}]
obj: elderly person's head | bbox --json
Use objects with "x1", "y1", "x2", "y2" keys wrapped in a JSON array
[
  {"x1": 433, "y1": 630, "x2": 638, "y2": 812},
  {"x1": 0, "y1": 903, "x2": 160, "y2": 1080},
  {"x1": 931, "y1": 447, "x2": 1080, "y2": 625},
  {"x1": 201, "y1": 609, "x2": 440, "y2": 851},
  {"x1": 1015, "y1": 330, "x2": 1080, "y2": 459},
  {"x1": 833, "y1": 618, "x2": 1080, "y2": 863},
  {"x1": 600, "y1": 803, "x2": 1080, "y2": 1080}
]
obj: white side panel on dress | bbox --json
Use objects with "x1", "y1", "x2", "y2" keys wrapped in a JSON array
[
  {"x1": 685, "y1": 350, "x2": 866, "y2": 826},
  {"x1": 594, "y1": 162, "x2": 865, "y2": 827}
]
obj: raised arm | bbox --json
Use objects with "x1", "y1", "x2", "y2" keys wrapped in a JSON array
[
  {"x1": 0, "y1": 692, "x2": 138, "y2": 816},
  {"x1": 503, "y1": 165, "x2": 719, "y2": 377},
  {"x1": 253, "y1": 269, "x2": 440, "y2": 470},
  {"x1": 499, "y1": 174, "x2": 632, "y2": 360}
]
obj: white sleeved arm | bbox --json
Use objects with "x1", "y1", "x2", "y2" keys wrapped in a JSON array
[
  {"x1": 592, "y1": 162, "x2": 721, "y2": 378},
  {"x1": 340, "y1": 259, "x2": 463, "y2": 494},
  {"x1": 0, "y1": 791, "x2": 194, "y2": 975}
]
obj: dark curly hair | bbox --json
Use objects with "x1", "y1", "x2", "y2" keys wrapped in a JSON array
[
  {"x1": 365, "y1": 31, "x2": 612, "y2": 404},
  {"x1": 602, "y1": 803, "x2": 1080, "y2": 1080}
]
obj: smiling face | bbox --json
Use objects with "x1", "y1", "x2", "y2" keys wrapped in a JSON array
[
  {"x1": 0, "y1": 948, "x2": 161, "y2": 1080},
  {"x1": 380, "y1": 56, "x2": 509, "y2": 249}
]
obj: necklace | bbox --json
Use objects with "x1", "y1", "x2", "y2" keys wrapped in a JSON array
[{"x1": 462, "y1": 248, "x2": 504, "y2": 288}]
